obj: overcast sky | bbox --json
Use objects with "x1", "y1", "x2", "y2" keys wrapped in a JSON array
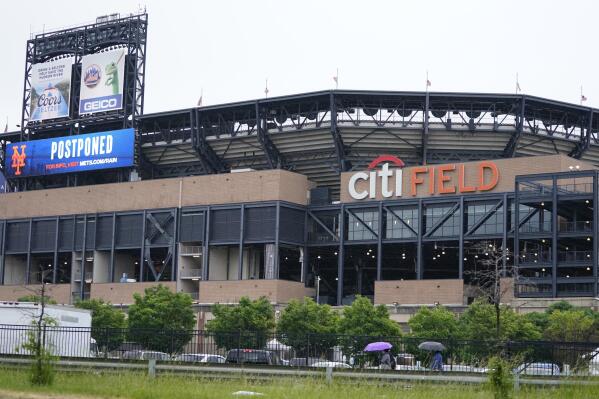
[{"x1": 1, "y1": 0, "x2": 597, "y2": 129}]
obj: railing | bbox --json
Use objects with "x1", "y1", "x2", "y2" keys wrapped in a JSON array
[
  {"x1": 519, "y1": 252, "x2": 551, "y2": 264},
  {"x1": 179, "y1": 245, "x2": 202, "y2": 257},
  {"x1": 1, "y1": 325, "x2": 598, "y2": 376},
  {"x1": 519, "y1": 182, "x2": 553, "y2": 196},
  {"x1": 180, "y1": 269, "x2": 202, "y2": 279},
  {"x1": 519, "y1": 221, "x2": 552, "y2": 234},
  {"x1": 556, "y1": 182, "x2": 593, "y2": 195},
  {"x1": 558, "y1": 251, "x2": 593, "y2": 263},
  {"x1": 558, "y1": 221, "x2": 592, "y2": 233}
]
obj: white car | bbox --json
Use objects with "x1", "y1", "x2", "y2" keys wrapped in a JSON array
[
  {"x1": 514, "y1": 362, "x2": 560, "y2": 376},
  {"x1": 311, "y1": 361, "x2": 352, "y2": 369},
  {"x1": 174, "y1": 353, "x2": 226, "y2": 364}
]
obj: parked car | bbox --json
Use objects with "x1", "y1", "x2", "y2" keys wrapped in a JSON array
[
  {"x1": 173, "y1": 353, "x2": 226, "y2": 364},
  {"x1": 122, "y1": 350, "x2": 171, "y2": 361},
  {"x1": 311, "y1": 361, "x2": 352, "y2": 369},
  {"x1": 225, "y1": 349, "x2": 283, "y2": 365},
  {"x1": 514, "y1": 362, "x2": 560, "y2": 376},
  {"x1": 290, "y1": 357, "x2": 322, "y2": 367}
]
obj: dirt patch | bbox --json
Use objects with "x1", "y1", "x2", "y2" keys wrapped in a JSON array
[{"x1": 0, "y1": 389, "x2": 106, "y2": 399}]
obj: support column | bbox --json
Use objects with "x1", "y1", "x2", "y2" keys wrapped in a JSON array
[
  {"x1": 551, "y1": 177, "x2": 558, "y2": 297},
  {"x1": 52, "y1": 217, "x2": 60, "y2": 284},
  {"x1": 376, "y1": 202, "x2": 383, "y2": 281},
  {"x1": 275, "y1": 202, "x2": 281, "y2": 279},
  {"x1": 593, "y1": 174, "x2": 598, "y2": 297},
  {"x1": 0, "y1": 221, "x2": 6, "y2": 285},
  {"x1": 417, "y1": 199, "x2": 423, "y2": 279},
  {"x1": 80, "y1": 215, "x2": 88, "y2": 301},
  {"x1": 238, "y1": 205, "x2": 245, "y2": 281},
  {"x1": 514, "y1": 183, "x2": 520, "y2": 297},
  {"x1": 458, "y1": 197, "x2": 464, "y2": 280},
  {"x1": 109, "y1": 213, "x2": 116, "y2": 283},
  {"x1": 502, "y1": 193, "x2": 509, "y2": 276},
  {"x1": 337, "y1": 205, "x2": 345, "y2": 306},
  {"x1": 202, "y1": 207, "x2": 210, "y2": 281},
  {"x1": 139, "y1": 210, "x2": 147, "y2": 282},
  {"x1": 26, "y1": 219, "x2": 32, "y2": 284}
]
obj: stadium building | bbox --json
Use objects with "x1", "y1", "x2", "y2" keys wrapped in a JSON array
[{"x1": 1, "y1": 14, "x2": 599, "y2": 311}]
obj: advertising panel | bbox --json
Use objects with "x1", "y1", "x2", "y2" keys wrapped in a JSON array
[
  {"x1": 4, "y1": 128, "x2": 135, "y2": 178},
  {"x1": 79, "y1": 49, "x2": 126, "y2": 114},
  {"x1": 29, "y1": 58, "x2": 74, "y2": 121}
]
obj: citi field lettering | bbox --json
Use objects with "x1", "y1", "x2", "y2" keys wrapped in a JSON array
[{"x1": 348, "y1": 157, "x2": 499, "y2": 200}]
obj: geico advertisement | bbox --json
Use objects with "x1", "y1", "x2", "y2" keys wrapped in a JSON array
[
  {"x1": 4, "y1": 128, "x2": 134, "y2": 178},
  {"x1": 79, "y1": 49, "x2": 125, "y2": 114}
]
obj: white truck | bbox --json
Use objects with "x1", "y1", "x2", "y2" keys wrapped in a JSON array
[{"x1": 0, "y1": 302, "x2": 96, "y2": 358}]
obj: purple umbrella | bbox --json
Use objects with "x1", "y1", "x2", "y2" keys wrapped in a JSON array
[{"x1": 363, "y1": 342, "x2": 393, "y2": 352}]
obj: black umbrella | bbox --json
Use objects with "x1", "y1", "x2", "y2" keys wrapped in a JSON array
[{"x1": 418, "y1": 341, "x2": 446, "y2": 352}]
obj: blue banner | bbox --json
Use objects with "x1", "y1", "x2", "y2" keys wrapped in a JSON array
[{"x1": 4, "y1": 128, "x2": 134, "y2": 178}]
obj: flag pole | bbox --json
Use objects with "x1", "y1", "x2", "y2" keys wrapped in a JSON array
[{"x1": 265, "y1": 79, "x2": 269, "y2": 98}]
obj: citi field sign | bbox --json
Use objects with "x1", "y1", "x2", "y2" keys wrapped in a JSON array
[{"x1": 348, "y1": 155, "x2": 499, "y2": 200}]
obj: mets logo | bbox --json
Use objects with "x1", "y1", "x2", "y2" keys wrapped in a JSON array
[
  {"x1": 83, "y1": 64, "x2": 102, "y2": 88},
  {"x1": 11, "y1": 145, "x2": 27, "y2": 176}
]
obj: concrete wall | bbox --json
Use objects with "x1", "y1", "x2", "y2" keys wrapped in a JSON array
[
  {"x1": 3, "y1": 255, "x2": 27, "y2": 285},
  {"x1": 93, "y1": 251, "x2": 110, "y2": 283},
  {"x1": 374, "y1": 279, "x2": 465, "y2": 305},
  {"x1": 0, "y1": 284, "x2": 71, "y2": 304},
  {"x1": 90, "y1": 282, "x2": 176, "y2": 304},
  {"x1": 0, "y1": 170, "x2": 311, "y2": 219},
  {"x1": 340, "y1": 154, "x2": 596, "y2": 203},
  {"x1": 198, "y1": 280, "x2": 315, "y2": 304}
]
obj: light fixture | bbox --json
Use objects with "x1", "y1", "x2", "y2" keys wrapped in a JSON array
[
  {"x1": 586, "y1": 200, "x2": 590, "y2": 204},
  {"x1": 541, "y1": 202, "x2": 545, "y2": 207},
  {"x1": 506, "y1": 257, "x2": 510, "y2": 261},
  {"x1": 566, "y1": 275, "x2": 570, "y2": 278},
  {"x1": 588, "y1": 237, "x2": 592, "y2": 242},
  {"x1": 541, "y1": 268, "x2": 546, "y2": 272},
  {"x1": 334, "y1": 252, "x2": 338, "y2": 255},
  {"x1": 489, "y1": 244, "x2": 493, "y2": 248},
  {"x1": 586, "y1": 267, "x2": 591, "y2": 271},
  {"x1": 442, "y1": 251, "x2": 446, "y2": 255},
  {"x1": 534, "y1": 252, "x2": 538, "y2": 256},
  {"x1": 463, "y1": 257, "x2": 467, "y2": 261},
  {"x1": 371, "y1": 255, "x2": 375, "y2": 259},
  {"x1": 541, "y1": 239, "x2": 546, "y2": 243},
  {"x1": 192, "y1": 255, "x2": 200, "y2": 258},
  {"x1": 485, "y1": 252, "x2": 489, "y2": 256},
  {"x1": 317, "y1": 255, "x2": 321, "y2": 259},
  {"x1": 335, "y1": 277, "x2": 339, "y2": 281},
  {"x1": 474, "y1": 255, "x2": 479, "y2": 259}
]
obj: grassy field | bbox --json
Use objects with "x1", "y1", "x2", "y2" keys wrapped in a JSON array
[{"x1": 0, "y1": 368, "x2": 598, "y2": 399}]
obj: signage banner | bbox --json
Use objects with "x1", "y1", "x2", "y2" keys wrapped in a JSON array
[
  {"x1": 4, "y1": 128, "x2": 135, "y2": 178},
  {"x1": 79, "y1": 49, "x2": 126, "y2": 114},
  {"x1": 29, "y1": 58, "x2": 74, "y2": 121}
]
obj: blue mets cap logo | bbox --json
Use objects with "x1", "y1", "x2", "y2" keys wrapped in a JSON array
[{"x1": 84, "y1": 64, "x2": 102, "y2": 88}]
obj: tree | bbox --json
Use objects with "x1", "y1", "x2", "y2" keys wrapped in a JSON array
[
  {"x1": 337, "y1": 296, "x2": 402, "y2": 359},
  {"x1": 459, "y1": 300, "x2": 541, "y2": 342},
  {"x1": 206, "y1": 296, "x2": 276, "y2": 350},
  {"x1": 277, "y1": 297, "x2": 339, "y2": 356},
  {"x1": 127, "y1": 285, "x2": 195, "y2": 354},
  {"x1": 20, "y1": 275, "x2": 57, "y2": 385},
  {"x1": 463, "y1": 241, "x2": 517, "y2": 340},
  {"x1": 544, "y1": 310, "x2": 596, "y2": 342},
  {"x1": 17, "y1": 295, "x2": 57, "y2": 305},
  {"x1": 408, "y1": 305, "x2": 462, "y2": 340},
  {"x1": 75, "y1": 299, "x2": 127, "y2": 352}
]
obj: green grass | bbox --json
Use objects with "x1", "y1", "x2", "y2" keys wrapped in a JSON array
[{"x1": 0, "y1": 367, "x2": 598, "y2": 399}]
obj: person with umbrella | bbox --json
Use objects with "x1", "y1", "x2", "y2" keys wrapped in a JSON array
[
  {"x1": 418, "y1": 341, "x2": 445, "y2": 372},
  {"x1": 363, "y1": 342, "x2": 395, "y2": 370}
]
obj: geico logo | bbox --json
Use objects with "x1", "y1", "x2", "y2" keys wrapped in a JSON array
[{"x1": 83, "y1": 99, "x2": 117, "y2": 111}]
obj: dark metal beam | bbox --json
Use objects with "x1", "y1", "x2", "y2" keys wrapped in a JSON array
[
  {"x1": 255, "y1": 102, "x2": 285, "y2": 169},
  {"x1": 330, "y1": 93, "x2": 350, "y2": 172},
  {"x1": 569, "y1": 109, "x2": 593, "y2": 159},
  {"x1": 422, "y1": 92, "x2": 430, "y2": 164},
  {"x1": 503, "y1": 97, "x2": 526, "y2": 157},
  {"x1": 192, "y1": 109, "x2": 227, "y2": 174},
  {"x1": 423, "y1": 202, "x2": 460, "y2": 238}
]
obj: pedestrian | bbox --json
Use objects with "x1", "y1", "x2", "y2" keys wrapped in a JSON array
[
  {"x1": 431, "y1": 350, "x2": 443, "y2": 371},
  {"x1": 380, "y1": 349, "x2": 392, "y2": 370}
]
